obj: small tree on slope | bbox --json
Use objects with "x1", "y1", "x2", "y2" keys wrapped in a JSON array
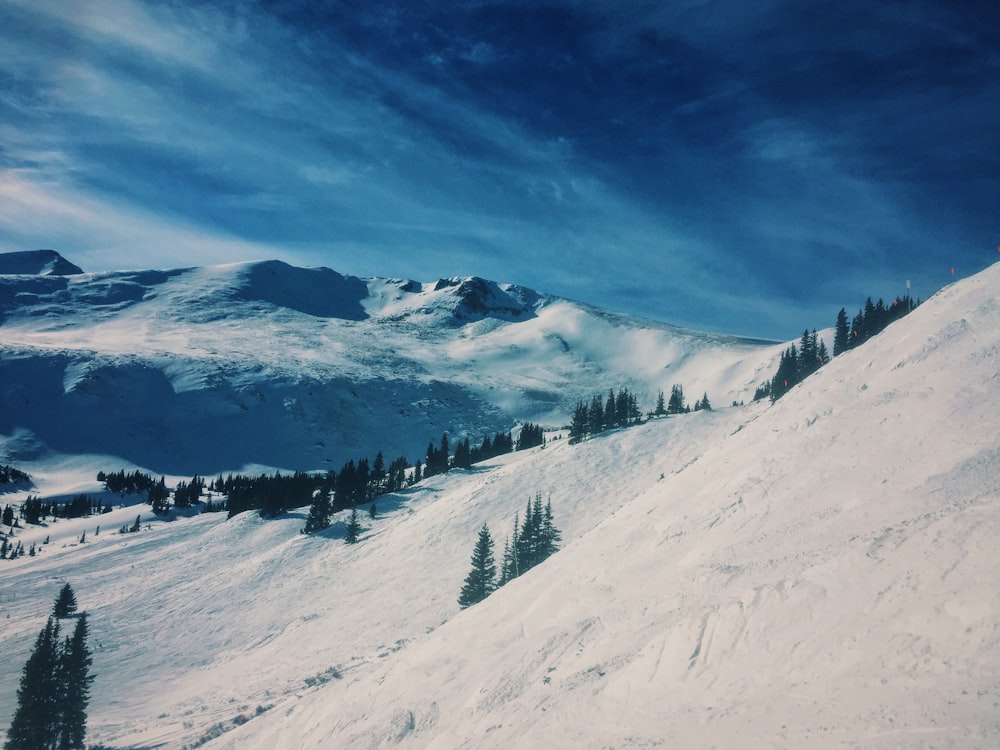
[
  {"x1": 458, "y1": 523, "x2": 497, "y2": 608},
  {"x1": 344, "y1": 508, "x2": 361, "y2": 544},
  {"x1": 52, "y1": 583, "x2": 78, "y2": 619}
]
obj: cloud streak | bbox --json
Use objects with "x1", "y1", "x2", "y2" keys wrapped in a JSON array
[{"x1": 1, "y1": 0, "x2": 997, "y2": 338}]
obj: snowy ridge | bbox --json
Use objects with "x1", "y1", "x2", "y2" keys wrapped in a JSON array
[
  {"x1": 0, "y1": 250, "x2": 83, "y2": 276},
  {"x1": 0, "y1": 261, "x2": 996, "y2": 748},
  {"x1": 0, "y1": 258, "x2": 781, "y2": 479}
]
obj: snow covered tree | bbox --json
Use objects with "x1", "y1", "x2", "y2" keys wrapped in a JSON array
[
  {"x1": 52, "y1": 584, "x2": 77, "y2": 619},
  {"x1": 457, "y1": 523, "x2": 497, "y2": 608}
]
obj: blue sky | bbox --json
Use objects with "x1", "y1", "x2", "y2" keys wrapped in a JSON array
[{"x1": 1, "y1": 0, "x2": 997, "y2": 339}]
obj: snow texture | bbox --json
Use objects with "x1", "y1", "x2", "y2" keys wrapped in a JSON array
[{"x1": 0, "y1": 259, "x2": 997, "y2": 749}]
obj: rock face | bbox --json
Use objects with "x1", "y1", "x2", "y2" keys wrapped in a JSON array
[{"x1": 0, "y1": 250, "x2": 83, "y2": 276}]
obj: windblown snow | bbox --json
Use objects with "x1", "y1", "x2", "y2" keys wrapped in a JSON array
[{"x1": 1, "y1": 259, "x2": 998, "y2": 749}]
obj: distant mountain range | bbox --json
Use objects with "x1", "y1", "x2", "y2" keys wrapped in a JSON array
[{"x1": 0, "y1": 251, "x2": 782, "y2": 478}]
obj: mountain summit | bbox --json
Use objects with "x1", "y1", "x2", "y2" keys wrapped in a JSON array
[{"x1": 0, "y1": 250, "x2": 83, "y2": 276}]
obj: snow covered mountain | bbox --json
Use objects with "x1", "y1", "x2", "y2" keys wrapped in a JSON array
[
  {"x1": 0, "y1": 256, "x2": 780, "y2": 480},
  {"x1": 1, "y1": 259, "x2": 997, "y2": 749}
]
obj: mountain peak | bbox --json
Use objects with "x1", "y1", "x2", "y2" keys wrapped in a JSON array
[
  {"x1": 431, "y1": 275, "x2": 540, "y2": 323},
  {"x1": 0, "y1": 249, "x2": 83, "y2": 276}
]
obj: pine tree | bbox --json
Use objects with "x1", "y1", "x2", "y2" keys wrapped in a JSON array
[
  {"x1": 604, "y1": 388, "x2": 617, "y2": 431},
  {"x1": 588, "y1": 395, "x2": 604, "y2": 436},
  {"x1": 569, "y1": 402, "x2": 589, "y2": 444},
  {"x1": 344, "y1": 508, "x2": 360, "y2": 544},
  {"x1": 833, "y1": 308, "x2": 850, "y2": 357},
  {"x1": 540, "y1": 498, "x2": 561, "y2": 561},
  {"x1": 505, "y1": 513, "x2": 521, "y2": 582},
  {"x1": 5, "y1": 618, "x2": 61, "y2": 750},
  {"x1": 52, "y1": 584, "x2": 77, "y2": 619},
  {"x1": 667, "y1": 384, "x2": 686, "y2": 415},
  {"x1": 457, "y1": 523, "x2": 497, "y2": 608},
  {"x1": 654, "y1": 390, "x2": 666, "y2": 416},
  {"x1": 498, "y1": 536, "x2": 515, "y2": 586},
  {"x1": 302, "y1": 488, "x2": 331, "y2": 534},
  {"x1": 56, "y1": 614, "x2": 93, "y2": 750}
]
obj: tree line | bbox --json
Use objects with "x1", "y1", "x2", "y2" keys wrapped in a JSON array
[
  {"x1": 755, "y1": 292, "x2": 919, "y2": 403},
  {"x1": 568, "y1": 387, "x2": 643, "y2": 444}
]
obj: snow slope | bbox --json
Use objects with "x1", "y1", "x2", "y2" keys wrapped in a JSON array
[
  {"x1": 0, "y1": 258, "x2": 781, "y2": 478},
  {"x1": 0, "y1": 260, "x2": 996, "y2": 749},
  {"x1": 207, "y1": 260, "x2": 1000, "y2": 749}
]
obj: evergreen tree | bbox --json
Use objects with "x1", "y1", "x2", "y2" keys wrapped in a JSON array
[
  {"x1": 457, "y1": 523, "x2": 497, "y2": 608},
  {"x1": 453, "y1": 437, "x2": 472, "y2": 469},
  {"x1": 849, "y1": 308, "x2": 865, "y2": 349},
  {"x1": 667, "y1": 384, "x2": 686, "y2": 415},
  {"x1": 604, "y1": 388, "x2": 617, "y2": 431},
  {"x1": 654, "y1": 390, "x2": 667, "y2": 416},
  {"x1": 588, "y1": 395, "x2": 604, "y2": 435},
  {"x1": 498, "y1": 536, "x2": 515, "y2": 586},
  {"x1": 371, "y1": 451, "x2": 385, "y2": 490},
  {"x1": 302, "y1": 488, "x2": 331, "y2": 534},
  {"x1": 515, "y1": 497, "x2": 539, "y2": 572},
  {"x1": 540, "y1": 498, "x2": 561, "y2": 560},
  {"x1": 833, "y1": 307, "x2": 849, "y2": 356},
  {"x1": 569, "y1": 402, "x2": 589, "y2": 444},
  {"x1": 5, "y1": 618, "x2": 61, "y2": 750},
  {"x1": 770, "y1": 344, "x2": 799, "y2": 402},
  {"x1": 52, "y1": 584, "x2": 77, "y2": 619},
  {"x1": 56, "y1": 614, "x2": 93, "y2": 750},
  {"x1": 817, "y1": 339, "x2": 829, "y2": 366},
  {"x1": 344, "y1": 508, "x2": 360, "y2": 544}
]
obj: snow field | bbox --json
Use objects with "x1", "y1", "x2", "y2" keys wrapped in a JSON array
[
  {"x1": 206, "y1": 261, "x2": 1000, "y2": 749},
  {"x1": 0, "y1": 260, "x2": 997, "y2": 748}
]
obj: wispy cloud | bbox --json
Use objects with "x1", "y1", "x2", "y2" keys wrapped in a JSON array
[{"x1": 1, "y1": 0, "x2": 997, "y2": 338}]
